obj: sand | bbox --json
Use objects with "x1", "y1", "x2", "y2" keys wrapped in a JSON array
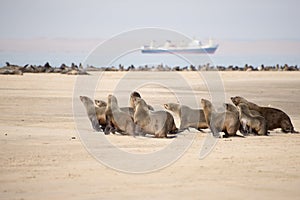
[{"x1": 0, "y1": 71, "x2": 300, "y2": 200}]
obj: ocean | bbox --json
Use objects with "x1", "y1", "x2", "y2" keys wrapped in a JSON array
[
  {"x1": 1, "y1": 51, "x2": 299, "y2": 69},
  {"x1": 1, "y1": 38, "x2": 300, "y2": 68}
]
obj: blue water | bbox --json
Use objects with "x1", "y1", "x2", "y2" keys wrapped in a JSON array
[
  {"x1": 210, "y1": 54, "x2": 300, "y2": 67},
  {"x1": 1, "y1": 51, "x2": 299, "y2": 68},
  {"x1": 0, "y1": 52, "x2": 86, "y2": 67}
]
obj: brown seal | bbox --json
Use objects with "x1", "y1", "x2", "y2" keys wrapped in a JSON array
[
  {"x1": 79, "y1": 96, "x2": 103, "y2": 132},
  {"x1": 237, "y1": 103, "x2": 268, "y2": 135},
  {"x1": 130, "y1": 91, "x2": 154, "y2": 111},
  {"x1": 105, "y1": 94, "x2": 135, "y2": 135},
  {"x1": 201, "y1": 99, "x2": 241, "y2": 138},
  {"x1": 133, "y1": 97, "x2": 178, "y2": 138},
  {"x1": 164, "y1": 103, "x2": 208, "y2": 131},
  {"x1": 231, "y1": 96, "x2": 298, "y2": 133},
  {"x1": 223, "y1": 103, "x2": 239, "y2": 115},
  {"x1": 224, "y1": 103, "x2": 261, "y2": 116},
  {"x1": 95, "y1": 99, "x2": 134, "y2": 117},
  {"x1": 224, "y1": 103, "x2": 262, "y2": 134},
  {"x1": 94, "y1": 99, "x2": 107, "y2": 107}
]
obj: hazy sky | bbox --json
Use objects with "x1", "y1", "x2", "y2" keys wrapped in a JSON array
[{"x1": 0, "y1": 0, "x2": 299, "y2": 40}]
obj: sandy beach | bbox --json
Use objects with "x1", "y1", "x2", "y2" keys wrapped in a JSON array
[{"x1": 1, "y1": 71, "x2": 300, "y2": 200}]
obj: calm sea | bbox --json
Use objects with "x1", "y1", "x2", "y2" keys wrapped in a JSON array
[{"x1": 1, "y1": 51, "x2": 299, "y2": 68}]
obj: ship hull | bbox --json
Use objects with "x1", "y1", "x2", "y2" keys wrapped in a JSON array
[{"x1": 141, "y1": 47, "x2": 218, "y2": 54}]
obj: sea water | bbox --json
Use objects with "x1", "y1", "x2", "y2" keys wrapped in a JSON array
[{"x1": 1, "y1": 51, "x2": 299, "y2": 68}]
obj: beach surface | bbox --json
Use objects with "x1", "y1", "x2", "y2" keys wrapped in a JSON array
[{"x1": 1, "y1": 71, "x2": 300, "y2": 200}]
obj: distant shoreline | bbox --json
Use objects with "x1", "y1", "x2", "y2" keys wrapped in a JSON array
[{"x1": 0, "y1": 62, "x2": 299, "y2": 75}]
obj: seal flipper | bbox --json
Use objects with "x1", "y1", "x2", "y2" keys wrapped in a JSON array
[
  {"x1": 210, "y1": 126, "x2": 221, "y2": 138},
  {"x1": 104, "y1": 125, "x2": 112, "y2": 135},
  {"x1": 197, "y1": 128, "x2": 205, "y2": 133},
  {"x1": 91, "y1": 117, "x2": 102, "y2": 132},
  {"x1": 291, "y1": 129, "x2": 299, "y2": 134},
  {"x1": 169, "y1": 128, "x2": 185, "y2": 134}
]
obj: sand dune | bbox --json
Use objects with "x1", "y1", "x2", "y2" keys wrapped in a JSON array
[{"x1": 0, "y1": 71, "x2": 299, "y2": 200}]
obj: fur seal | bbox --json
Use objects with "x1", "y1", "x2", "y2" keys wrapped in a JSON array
[
  {"x1": 231, "y1": 96, "x2": 298, "y2": 133},
  {"x1": 201, "y1": 99, "x2": 241, "y2": 138},
  {"x1": 224, "y1": 103, "x2": 247, "y2": 134},
  {"x1": 224, "y1": 103, "x2": 261, "y2": 116},
  {"x1": 130, "y1": 91, "x2": 154, "y2": 111},
  {"x1": 94, "y1": 99, "x2": 107, "y2": 107},
  {"x1": 224, "y1": 103, "x2": 262, "y2": 134},
  {"x1": 224, "y1": 103, "x2": 239, "y2": 115},
  {"x1": 164, "y1": 103, "x2": 208, "y2": 131},
  {"x1": 105, "y1": 94, "x2": 135, "y2": 135},
  {"x1": 79, "y1": 96, "x2": 103, "y2": 132},
  {"x1": 133, "y1": 97, "x2": 178, "y2": 138},
  {"x1": 95, "y1": 99, "x2": 134, "y2": 117},
  {"x1": 237, "y1": 103, "x2": 268, "y2": 135}
]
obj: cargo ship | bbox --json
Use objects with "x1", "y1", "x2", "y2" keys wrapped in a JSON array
[{"x1": 141, "y1": 39, "x2": 218, "y2": 54}]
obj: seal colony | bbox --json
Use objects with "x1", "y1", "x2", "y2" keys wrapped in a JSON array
[
  {"x1": 0, "y1": 62, "x2": 88, "y2": 75},
  {"x1": 80, "y1": 92, "x2": 298, "y2": 138},
  {"x1": 1, "y1": 62, "x2": 299, "y2": 75}
]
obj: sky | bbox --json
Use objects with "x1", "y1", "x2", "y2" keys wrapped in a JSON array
[
  {"x1": 0, "y1": 0, "x2": 299, "y2": 40},
  {"x1": 0, "y1": 0, "x2": 299, "y2": 67}
]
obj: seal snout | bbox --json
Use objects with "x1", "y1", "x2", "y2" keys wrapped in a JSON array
[
  {"x1": 200, "y1": 98, "x2": 205, "y2": 104},
  {"x1": 230, "y1": 96, "x2": 238, "y2": 105},
  {"x1": 79, "y1": 95, "x2": 86, "y2": 102}
]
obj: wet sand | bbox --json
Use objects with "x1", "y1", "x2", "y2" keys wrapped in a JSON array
[{"x1": 0, "y1": 71, "x2": 300, "y2": 200}]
